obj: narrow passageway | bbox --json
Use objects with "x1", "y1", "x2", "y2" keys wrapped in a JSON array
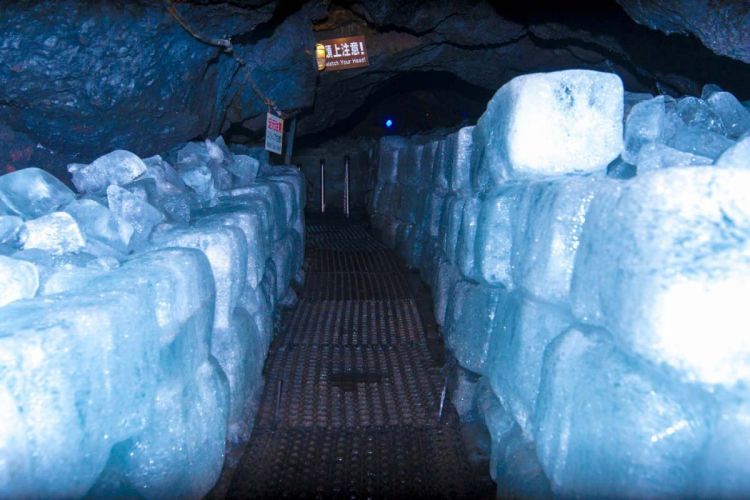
[{"x1": 226, "y1": 213, "x2": 494, "y2": 498}]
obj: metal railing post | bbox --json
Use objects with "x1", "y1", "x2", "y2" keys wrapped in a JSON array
[
  {"x1": 320, "y1": 158, "x2": 326, "y2": 213},
  {"x1": 344, "y1": 155, "x2": 350, "y2": 218}
]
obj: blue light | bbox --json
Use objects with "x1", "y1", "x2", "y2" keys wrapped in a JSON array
[{"x1": 385, "y1": 119, "x2": 393, "y2": 128}]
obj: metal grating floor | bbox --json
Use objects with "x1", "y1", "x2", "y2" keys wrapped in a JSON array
[
  {"x1": 277, "y1": 299, "x2": 435, "y2": 346},
  {"x1": 224, "y1": 216, "x2": 494, "y2": 499}
]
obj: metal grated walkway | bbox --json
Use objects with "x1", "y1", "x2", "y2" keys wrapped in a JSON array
[{"x1": 224, "y1": 215, "x2": 494, "y2": 499}]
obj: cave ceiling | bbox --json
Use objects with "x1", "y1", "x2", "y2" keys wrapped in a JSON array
[{"x1": 1, "y1": 0, "x2": 748, "y2": 172}]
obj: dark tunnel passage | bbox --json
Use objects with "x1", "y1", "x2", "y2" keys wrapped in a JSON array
[{"x1": 0, "y1": 1, "x2": 750, "y2": 498}]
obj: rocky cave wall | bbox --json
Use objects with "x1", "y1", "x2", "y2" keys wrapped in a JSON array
[{"x1": 1, "y1": 0, "x2": 748, "y2": 177}]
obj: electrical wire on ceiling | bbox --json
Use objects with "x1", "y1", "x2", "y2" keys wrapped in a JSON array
[{"x1": 164, "y1": 0, "x2": 287, "y2": 117}]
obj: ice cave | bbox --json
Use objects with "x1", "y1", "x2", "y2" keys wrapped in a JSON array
[{"x1": 1, "y1": 0, "x2": 750, "y2": 498}]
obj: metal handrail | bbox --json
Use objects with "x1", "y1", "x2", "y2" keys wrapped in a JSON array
[{"x1": 320, "y1": 159, "x2": 326, "y2": 213}]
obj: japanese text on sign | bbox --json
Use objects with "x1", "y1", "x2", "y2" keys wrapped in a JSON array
[
  {"x1": 317, "y1": 36, "x2": 369, "y2": 72},
  {"x1": 265, "y1": 112, "x2": 283, "y2": 155}
]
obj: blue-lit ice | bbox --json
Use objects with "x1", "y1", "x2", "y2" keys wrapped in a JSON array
[
  {"x1": 474, "y1": 70, "x2": 623, "y2": 182},
  {"x1": 179, "y1": 165, "x2": 217, "y2": 204},
  {"x1": 488, "y1": 295, "x2": 571, "y2": 438},
  {"x1": 0, "y1": 136, "x2": 305, "y2": 498},
  {"x1": 68, "y1": 150, "x2": 147, "y2": 195},
  {"x1": 0, "y1": 255, "x2": 39, "y2": 307},
  {"x1": 444, "y1": 281, "x2": 507, "y2": 373},
  {"x1": 636, "y1": 142, "x2": 712, "y2": 172},
  {"x1": 447, "y1": 127, "x2": 474, "y2": 192},
  {"x1": 705, "y1": 90, "x2": 750, "y2": 139},
  {"x1": 227, "y1": 154, "x2": 260, "y2": 186},
  {"x1": 716, "y1": 136, "x2": 750, "y2": 168},
  {"x1": 0, "y1": 216, "x2": 22, "y2": 246},
  {"x1": 150, "y1": 225, "x2": 247, "y2": 331},
  {"x1": 20, "y1": 212, "x2": 86, "y2": 254},
  {"x1": 140, "y1": 155, "x2": 193, "y2": 223},
  {"x1": 511, "y1": 176, "x2": 609, "y2": 305},
  {"x1": 106, "y1": 185, "x2": 164, "y2": 247},
  {"x1": 438, "y1": 194, "x2": 465, "y2": 265},
  {"x1": 377, "y1": 136, "x2": 409, "y2": 183},
  {"x1": 64, "y1": 198, "x2": 134, "y2": 254},
  {"x1": 535, "y1": 327, "x2": 709, "y2": 497},
  {"x1": 474, "y1": 183, "x2": 525, "y2": 287},
  {"x1": 367, "y1": 71, "x2": 750, "y2": 497},
  {"x1": 674, "y1": 96, "x2": 727, "y2": 135},
  {"x1": 196, "y1": 204, "x2": 268, "y2": 290},
  {"x1": 573, "y1": 167, "x2": 750, "y2": 386},
  {"x1": 0, "y1": 289, "x2": 161, "y2": 498},
  {"x1": 667, "y1": 125, "x2": 735, "y2": 160},
  {"x1": 622, "y1": 95, "x2": 676, "y2": 164},
  {"x1": 0, "y1": 167, "x2": 75, "y2": 218},
  {"x1": 620, "y1": 89, "x2": 746, "y2": 172},
  {"x1": 456, "y1": 196, "x2": 480, "y2": 280}
]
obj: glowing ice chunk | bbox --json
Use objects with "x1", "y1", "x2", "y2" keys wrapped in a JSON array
[
  {"x1": 64, "y1": 198, "x2": 134, "y2": 253},
  {"x1": 535, "y1": 327, "x2": 709, "y2": 497},
  {"x1": 667, "y1": 125, "x2": 734, "y2": 160},
  {"x1": 444, "y1": 280, "x2": 508, "y2": 373},
  {"x1": 706, "y1": 91, "x2": 750, "y2": 139},
  {"x1": 102, "y1": 360, "x2": 229, "y2": 499},
  {"x1": 195, "y1": 204, "x2": 267, "y2": 289},
  {"x1": 212, "y1": 308, "x2": 265, "y2": 443},
  {"x1": 446, "y1": 126, "x2": 474, "y2": 193},
  {"x1": 226, "y1": 154, "x2": 259, "y2": 187},
  {"x1": 433, "y1": 257, "x2": 461, "y2": 326},
  {"x1": 456, "y1": 196, "x2": 480, "y2": 281},
  {"x1": 438, "y1": 194, "x2": 466, "y2": 264},
  {"x1": 150, "y1": 224, "x2": 247, "y2": 330},
  {"x1": 474, "y1": 70, "x2": 623, "y2": 183},
  {"x1": 0, "y1": 167, "x2": 75, "y2": 218},
  {"x1": 636, "y1": 143, "x2": 712, "y2": 172},
  {"x1": 180, "y1": 165, "x2": 217, "y2": 204},
  {"x1": 20, "y1": 212, "x2": 86, "y2": 254},
  {"x1": 488, "y1": 295, "x2": 571, "y2": 437},
  {"x1": 474, "y1": 183, "x2": 525, "y2": 288},
  {"x1": 397, "y1": 143, "x2": 424, "y2": 186},
  {"x1": 696, "y1": 400, "x2": 750, "y2": 496},
  {"x1": 67, "y1": 150, "x2": 147, "y2": 195},
  {"x1": 377, "y1": 136, "x2": 409, "y2": 183},
  {"x1": 431, "y1": 139, "x2": 450, "y2": 190},
  {"x1": 0, "y1": 216, "x2": 22, "y2": 245},
  {"x1": 674, "y1": 96, "x2": 726, "y2": 135},
  {"x1": 622, "y1": 95, "x2": 676, "y2": 165},
  {"x1": 106, "y1": 185, "x2": 164, "y2": 247},
  {"x1": 715, "y1": 136, "x2": 750, "y2": 169},
  {"x1": 0, "y1": 289, "x2": 160, "y2": 498},
  {"x1": 572, "y1": 167, "x2": 750, "y2": 385},
  {"x1": 512, "y1": 176, "x2": 608, "y2": 305},
  {"x1": 0, "y1": 255, "x2": 39, "y2": 307}
]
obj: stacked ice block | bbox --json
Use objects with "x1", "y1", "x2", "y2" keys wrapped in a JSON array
[
  {"x1": 368, "y1": 69, "x2": 750, "y2": 497},
  {"x1": 0, "y1": 137, "x2": 305, "y2": 498}
]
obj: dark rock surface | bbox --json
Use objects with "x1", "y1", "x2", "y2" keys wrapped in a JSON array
[
  {"x1": 617, "y1": 0, "x2": 750, "y2": 64},
  {"x1": 0, "y1": 0, "x2": 318, "y2": 172},
  {"x1": 300, "y1": 1, "x2": 750, "y2": 138},
  {"x1": 0, "y1": 0, "x2": 748, "y2": 175}
]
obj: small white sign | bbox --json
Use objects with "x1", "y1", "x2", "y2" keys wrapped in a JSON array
[{"x1": 265, "y1": 112, "x2": 284, "y2": 154}]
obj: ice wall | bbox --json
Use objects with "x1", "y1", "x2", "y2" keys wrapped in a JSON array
[
  {"x1": 0, "y1": 138, "x2": 305, "y2": 498},
  {"x1": 369, "y1": 69, "x2": 750, "y2": 497}
]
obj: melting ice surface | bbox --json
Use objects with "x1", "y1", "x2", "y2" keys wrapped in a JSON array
[
  {"x1": 0, "y1": 138, "x2": 305, "y2": 498},
  {"x1": 369, "y1": 70, "x2": 750, "y2": 497}
]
